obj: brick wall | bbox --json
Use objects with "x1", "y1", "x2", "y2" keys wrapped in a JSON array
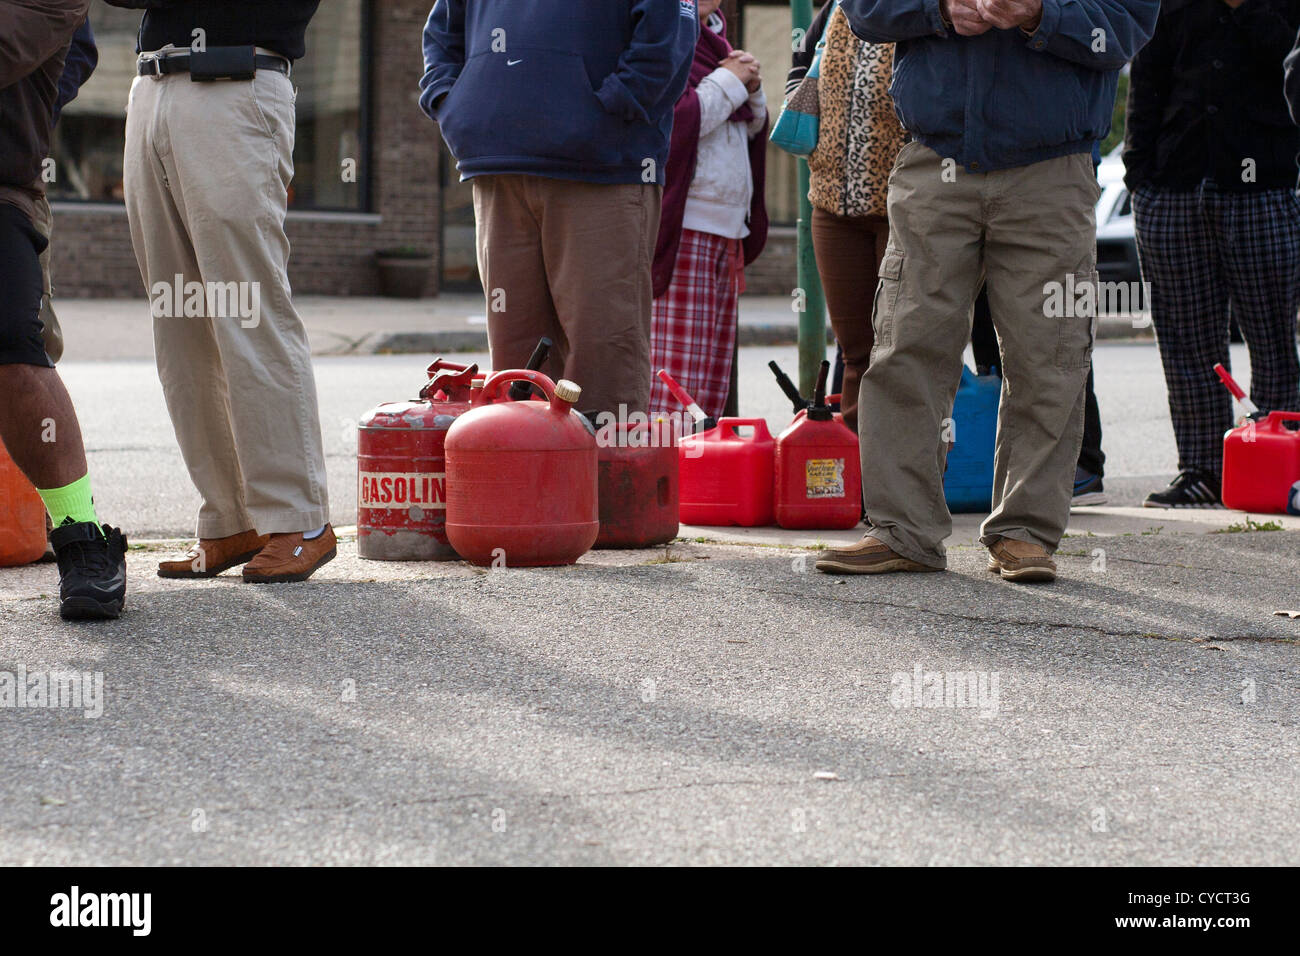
[
  {"x1": 745, "y1": 227, "x2": 797, "y2": 296},
  {"x1": 48, "y1": 0, "x2": 798, "y2": 300},
  {"x1": 51, "y1": 0, "x2": 441, "y2": 299}
]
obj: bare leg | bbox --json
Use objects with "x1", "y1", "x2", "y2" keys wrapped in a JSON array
[{"x1": 0, "y1": 364, "x2": 88, "y2": 488}]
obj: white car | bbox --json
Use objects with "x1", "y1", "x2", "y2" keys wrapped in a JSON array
[{"x1": 1095, "y1": 147, "x2": 1143, "y2": 287}]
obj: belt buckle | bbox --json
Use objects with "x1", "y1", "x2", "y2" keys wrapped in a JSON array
[{"x1": 141, "y1": 53, "x2": 164, "y2": 80}]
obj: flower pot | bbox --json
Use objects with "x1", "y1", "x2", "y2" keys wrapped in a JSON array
[{"x1": 375, "y1": 255, "x2": 432, "y2": 299}]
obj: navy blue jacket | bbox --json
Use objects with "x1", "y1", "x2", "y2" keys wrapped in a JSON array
[
  {"x1": 420, "y1": 0, "x2": 698, "y2": 185},
  {"x1": 55, "y1": 18, "x2": 98, "y2": 123},
  {"x1": 841, "y1": 0, "x2": 1159, "y2": 172}
]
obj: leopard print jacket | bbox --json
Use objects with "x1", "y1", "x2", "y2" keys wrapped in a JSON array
[{"x1": 807, "y1": 8, "x2": 905, "y2": 220}]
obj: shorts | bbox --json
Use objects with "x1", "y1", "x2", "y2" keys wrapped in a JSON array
[{"x1": 0, "y1": 200, "x2": 53, "y2": 368}]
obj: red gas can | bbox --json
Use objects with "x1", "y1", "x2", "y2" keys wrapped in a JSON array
[
  {"x1": 678, "y1": 418, "x2": 775, "y2": 527},
  {"x1": 591, "y1": 420, "x2": 679, "y2": 548},
  {"x1": 445, "y1": 370, "x2": 599, "y2": 566},
  {"x1": 0, "y1": 440, "x2": 46, "y2": 567},
  {"x1": 775, "y1": 415, "x2": 862, "y2": 530},
  {"x1": 356, "y1": 359, "x2": 479, "y2": 561},
  {"x1": 1222, "y1": 411, "x2": 1300, "y2": 513},
  {"x1": 774, "y1": 362, "x2": 862, "y2": 529}
]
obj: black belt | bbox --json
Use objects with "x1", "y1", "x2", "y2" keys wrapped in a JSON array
[{"x1": 137, "y1": 48, "x2": 290, "y2": 80}]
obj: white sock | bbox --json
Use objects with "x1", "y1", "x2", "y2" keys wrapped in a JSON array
[{"x1": 303, "y1": 524, "x2": 327, "y2": 540}]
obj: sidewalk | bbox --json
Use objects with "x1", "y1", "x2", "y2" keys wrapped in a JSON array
[{"x1": 55, "y1": 293, "x2": 1154, "y2": 362}]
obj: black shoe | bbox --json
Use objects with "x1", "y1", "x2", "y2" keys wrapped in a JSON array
[
  {"x1": 1143, "y1": 471, "x2": 1222, "y2": 509},
  {"x1": 50, "y1": 521, "x2": 127, "y2": 620},
  {"x1": 1071, "y1": 467, "x2": 1107, "y2": 506}
]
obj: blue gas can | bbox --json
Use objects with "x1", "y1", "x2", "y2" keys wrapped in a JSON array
[{"x1": 944, "y1": 365, "x2": 1000, "y2": 513}]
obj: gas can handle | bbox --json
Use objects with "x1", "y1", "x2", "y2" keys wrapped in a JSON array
[
  {"x1": 1263, "y1": 410, "x2": 1300, "y2": 428},
  {"x1": 477, "y1": 368, "x2": 558, "y2": 407},
  {"x1": 719, "y1": 417, "x2": 772, "y2": 441},
  {"x1": 420, "y1": 362, "x2": 479, "y2": 400},
  {"x1": 425, "y1": 357, "x2": 471, "y2": 377}
]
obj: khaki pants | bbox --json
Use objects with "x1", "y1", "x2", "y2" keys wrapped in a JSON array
[
  {"x1": 472, "y1": 174, "x2": 661, "y2": 415},
  {"x1": 31, "y1": 197, "x2": 63, "y2": 364},
  {"x1": 861, "y1": 143, "x2": 1100, "y2": 568},
  {"x1": 122, "y1": 69, "x2": 328, "y2": 538}
]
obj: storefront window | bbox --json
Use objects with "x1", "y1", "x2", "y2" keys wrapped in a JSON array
[
  {"x1": 48, "y1": 1, "x2": 368, "y2": 212},
  {"x1": 740, "y1": 2, "x2": 801, "y2": 227}
]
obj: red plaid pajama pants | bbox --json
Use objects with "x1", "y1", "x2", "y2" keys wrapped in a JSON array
[{"x1": 649, "y1": 228, "x2": 744, "y2": 421}]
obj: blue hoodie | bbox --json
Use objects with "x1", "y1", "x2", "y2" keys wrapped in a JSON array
[
  {"x1": 841, "y1": 0, "x2": 1158, "y2": 173},
  {"x1": 420, "y1": 0, "x2": 698, "y2": 185}
]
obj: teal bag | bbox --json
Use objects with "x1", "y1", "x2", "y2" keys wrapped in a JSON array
[{"x1": 770, "y1": 3, "x2": 835, "y2": 158}]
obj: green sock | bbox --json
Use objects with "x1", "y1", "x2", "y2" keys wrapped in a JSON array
[{"x1": 37, "y1": 473, "x2": 101, "y2": 531}]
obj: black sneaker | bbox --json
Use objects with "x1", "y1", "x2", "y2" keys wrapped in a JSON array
[
  {"x1": 1143, "y1": 471, "x2": 1222, "y2": 509},
  {"x1": 50, "y1": 521, "x2": 127, "y2": 620},
  {"x1": 1071, "y1": 467, "x2": 1107, "y2": 506}
]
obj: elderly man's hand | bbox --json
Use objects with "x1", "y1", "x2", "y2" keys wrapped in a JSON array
[
  {"x1": 975, "y1": 0, "x2": 1043, "y2": 32},
  {"x1": 941, "y1": 0, "x2": 993, "y2": 35}
]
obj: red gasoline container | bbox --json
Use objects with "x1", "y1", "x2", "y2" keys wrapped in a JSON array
[
  {"x1": 445, "y1": 370, "x2": 599, "y2": 567},
  {"x1": 775, "y1": 411, "x2": 862, "y2": 530},
  {"x1": 678, "y1": 418, "x2": 775, "y2": 527},
  {"x1": 0, "y1": 440, "x2": 46, "y2": 567},
  {"x1": 773, "y1": 362, "x2": 861, "y2": 529},
  {"x1": 356, "y1": 359, "x2": 479, "y2": 561},
  {"x1": 591, "y1": 420, "x2": 679, "y2": 548},
  {"x1": 1222, "y1": 411, "x2": 1300, "y2": 513}
]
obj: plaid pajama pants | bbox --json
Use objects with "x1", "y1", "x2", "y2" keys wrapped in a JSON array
[
  {"x1": 649, "y1": 228, "x2": 743, "y2": 421},
  {"x1": 1132, "y1": 182, "x2": 1300, "y2": 477}
]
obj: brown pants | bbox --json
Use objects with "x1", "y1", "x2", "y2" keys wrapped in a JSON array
[
  {"x1": 472, "y1": 174, "x2": 661, "y2": 415},
  {"x1": 811, "y1": 207, "x2": 890, "y2": 434}
]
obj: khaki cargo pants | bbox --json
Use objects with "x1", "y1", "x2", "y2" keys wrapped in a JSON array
[{"x1": 860, "y1": 142, "x2": 1100, "y2": 568}]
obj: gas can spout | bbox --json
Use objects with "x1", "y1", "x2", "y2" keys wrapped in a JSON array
[
  {"x1": 508, "y1": 337, "x2": 554, "y2": 402},
  {"x1": 553, "y1": 379, "x2": 582, "y2": 413},
  {"x1": 768, "y1": 360, "x2": 810, "y2": 414},
  {"x1": 808, "y1": 361, "x2": 833, "y2": 422}
]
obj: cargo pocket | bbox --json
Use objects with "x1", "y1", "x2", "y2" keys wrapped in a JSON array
[
  {"x1": 1054, "y1": 269, "x2": 1098, "y2": 369},
  {"x1": 872, "y1": 248, "x2": 904, "y2": 350}
]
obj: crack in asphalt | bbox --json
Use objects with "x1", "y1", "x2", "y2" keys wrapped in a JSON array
[{"x1": 753, "y1": 588, "x2": 1300, "y2": 645}]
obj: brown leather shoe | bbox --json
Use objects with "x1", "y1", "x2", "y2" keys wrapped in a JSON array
[
  {"x1": 815, "y1": 535, "x2": 942, "y2": 575},
  {"x1": 987, "y1": 537, "x2": 1057, "y2": 583},
  {"x1": 242, "y1": 525, "x2": 337, "y2": 584},
  {"x1": 158, "y1": 529, "x2": 270, "y2": 578}
]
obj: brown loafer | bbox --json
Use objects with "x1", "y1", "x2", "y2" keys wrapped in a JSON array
[
  {"x1": 987, "y1": 537, "x2": 1057, "y2": 583},
  {"x1": 158, "y1": 529, "x2": 269, "y2": 578},
  {"x1": 815, "y1": 535, "x2": 942, "y2": 575},
  {"x1": 242, "y1": 525, "x2": 337, "y2": 584}
]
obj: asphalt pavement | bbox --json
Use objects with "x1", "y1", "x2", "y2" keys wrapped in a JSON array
[{"x1": 1, "y1": 300, "x2": 1296, "y2": 866}]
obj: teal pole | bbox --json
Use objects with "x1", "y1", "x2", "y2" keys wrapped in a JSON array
[{"x1": 790, "y1": 0, "x2": 827, "y2": 398}]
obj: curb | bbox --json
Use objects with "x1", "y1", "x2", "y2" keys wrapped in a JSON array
[{"x1": 362, "y1": 318, "x2": 1153, "y2": 355}]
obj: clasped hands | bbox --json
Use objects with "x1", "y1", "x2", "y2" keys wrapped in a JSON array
[{"x1": 941, "y1": 0, "x2": 1043, "y2": 37}]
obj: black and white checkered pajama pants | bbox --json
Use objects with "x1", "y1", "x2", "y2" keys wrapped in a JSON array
[{"x1": 1132, "y1": 181, "x2": 1300, "y2": 477}]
